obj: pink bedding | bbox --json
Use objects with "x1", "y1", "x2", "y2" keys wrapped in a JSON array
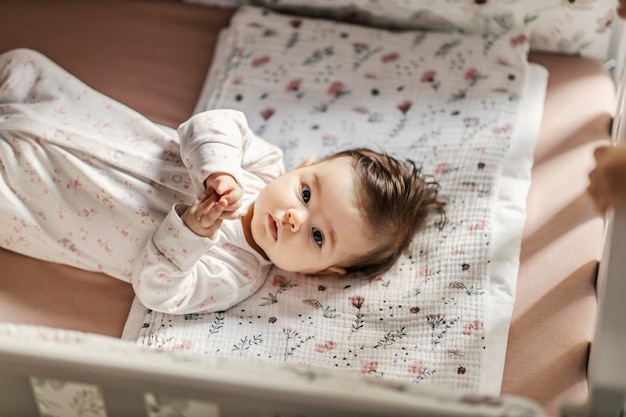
[
  {"x1": 0, "y1": 1, "x2": 611, "y2": 414},
  {"x1": 501, "y1": 52, "x2": 610, "y2": 413}
]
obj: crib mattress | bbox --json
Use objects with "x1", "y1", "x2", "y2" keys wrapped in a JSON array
[{"x1": 0, "y1": 0, "x2": 611, "y2": 415}]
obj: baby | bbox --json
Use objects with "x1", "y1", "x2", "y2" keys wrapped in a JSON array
[{"x1": 0, "y1": 49, "x2": 445, "y2": 315}]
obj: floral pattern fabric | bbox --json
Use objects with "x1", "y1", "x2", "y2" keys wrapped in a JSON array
[
  {"x1": 31, "y1": 378, "x2": 106, "y2": 417},
  {"x1": 184, "y1": 0, "x2": 615, "y2": 60},
  {"x1": 133, "y1": 5, "x2": 543, "y2": 394}
]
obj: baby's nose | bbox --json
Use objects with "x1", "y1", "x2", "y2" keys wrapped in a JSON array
[{"x1": 284, "y1": 208, "x2": 303, "y2": 232}]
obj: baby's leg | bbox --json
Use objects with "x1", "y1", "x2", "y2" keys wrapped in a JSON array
[
  {"x1": 0, "y1": 49, "x2": 189, "y2": 278},
  {"x1": 0, "y1": 49, "x2": 85, "y2": 263}
]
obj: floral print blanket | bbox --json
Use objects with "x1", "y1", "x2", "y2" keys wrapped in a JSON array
[
  {"x1": 130, "y1": 6, "x2": 546, "y2": 394},
  {"x1": 185, "y1": 0, "x2": 616, "y2": 61}
]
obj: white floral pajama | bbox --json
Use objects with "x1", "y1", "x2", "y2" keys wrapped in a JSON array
[{"x1": 0, "y1": 49, "x2": 284, "y2": 314}]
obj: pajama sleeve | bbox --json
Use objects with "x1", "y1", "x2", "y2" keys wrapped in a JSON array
[
  {"x1": 131, "y1": 109, "x2": 281, "y2": 314},
  {"x1": 178, "y1": 108, "x2": 285, "y2": 193},
  {"x1": 132, "y1": 204, "x2": 246, "y2": 314},
  {"x1": 178, "y1": 109, "x2": 249, "y2": 189}
]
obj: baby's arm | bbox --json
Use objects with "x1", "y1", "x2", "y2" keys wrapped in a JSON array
[
  {"x1": 132, "y1": 203, "x2": 253, "y2": 314},
  {"x1": 132, "y1": 110, "x2": 274, "y2": 314},
  {"x1": 178, "y1": 110, "x2": 248, "y2": 205},
  {"x1": 177, "y1": 110, "x2": 248, "y2": 237},
  {"x1": 588, "y1": 144, "x2": 626, "y2": 211}
]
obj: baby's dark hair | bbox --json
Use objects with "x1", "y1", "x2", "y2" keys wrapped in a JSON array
[{"x1": 322, "y1": 148, "x2": 446, "y2": 278}]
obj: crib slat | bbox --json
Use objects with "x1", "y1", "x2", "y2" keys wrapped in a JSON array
[
  {"x1": 0, "y1": 372, "x2": 40, "y2": 416},
  {"x1": 100, "y1": 387, "x2": 147, "y2": 416},
  {"x1": 586, "y1": 205, "x2": 626, "y2": 417}
]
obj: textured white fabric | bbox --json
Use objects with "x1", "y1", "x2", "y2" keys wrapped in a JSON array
[
  {"x1": 184, "y1": 0, "x2": 615, "y2": 60},
  {"x1": 127, "y1": 6, "x2": 546, "y2": 395}
]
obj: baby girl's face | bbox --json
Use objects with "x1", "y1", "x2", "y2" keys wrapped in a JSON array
[{"x1": 250, "y1": 156, "x2": 376, "y2": 276}]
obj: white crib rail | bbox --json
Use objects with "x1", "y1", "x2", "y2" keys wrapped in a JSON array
[
  {"x1": 581, "y1": 14, "x2": 626, "y2": 417},
  {"x1": 0, "y1": 325, "x2": 546, "y2": 417},
  {"x1": 585, "y1": 205, "x2": 626, "y2": 417}
]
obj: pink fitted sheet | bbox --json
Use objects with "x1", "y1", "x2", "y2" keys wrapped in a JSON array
[{"x1": 501, "y1": 52, "x2": 611, "y2": 414}]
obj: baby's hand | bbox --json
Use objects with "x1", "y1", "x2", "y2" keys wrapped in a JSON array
[
  {"x1": 587, "y1": 145, "x2": 626, "y2": 212},
  {"x1": 204, "y1": 173, "x2": 243, "y2": 220},
  {"x1": 181, "y1": 192, "x2": 227, "y2": 239}
]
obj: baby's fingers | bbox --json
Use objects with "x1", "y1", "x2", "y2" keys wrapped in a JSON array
[
  {"x1": 219, "y1": 198, "x2": 243, "y2": 220},
  {"x1": 196, "y1": 196, "x2": 226, "y2": 228},
  {"x1": 216, "y1": 184, "x2": 243, "y2": 208}
]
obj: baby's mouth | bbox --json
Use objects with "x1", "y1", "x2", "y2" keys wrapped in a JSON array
[{"x1": 268, "y1": 215, "x2": 278, "y2": 241}]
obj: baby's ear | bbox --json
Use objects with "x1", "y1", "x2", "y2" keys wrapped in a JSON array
[{"x1": 295, "y1": 155, "x2": 317, "y2": 169}]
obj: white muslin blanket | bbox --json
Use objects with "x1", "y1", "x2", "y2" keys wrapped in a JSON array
[{"x1": 126, "y1": 6, "x2": 547, "y2": 394}]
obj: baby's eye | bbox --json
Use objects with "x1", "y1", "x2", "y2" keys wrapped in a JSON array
[
  {"x1": 312, "y1": 227, "x2": 324, "y2": 247},
  {"x1": 301, "y1": 185, "x2": 311, "y2": 203}
]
